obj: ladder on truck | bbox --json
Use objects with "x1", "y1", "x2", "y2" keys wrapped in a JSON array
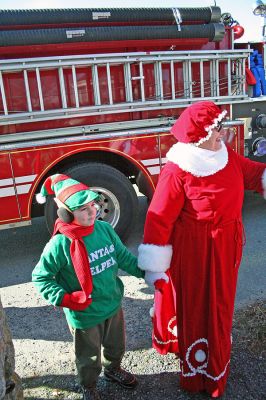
[{"x1": 0, "y1": 49, "x2": 251, "y2": 126}]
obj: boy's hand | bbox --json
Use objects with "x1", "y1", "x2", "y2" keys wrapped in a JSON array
[{"x1": 145, "y1": 271, "x2": 169, "y2": 286}]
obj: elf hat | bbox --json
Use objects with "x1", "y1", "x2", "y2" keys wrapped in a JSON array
[
  {"x1": 171, "y1": 101, "x2": 227, "y2": 146},
  {"x1": 36, "y1": 174, "x2": 99, "y2": 211}
]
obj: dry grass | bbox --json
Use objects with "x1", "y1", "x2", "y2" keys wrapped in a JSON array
[{"x1": 233, "y1": 300, "x2": 266, "y2": 357}]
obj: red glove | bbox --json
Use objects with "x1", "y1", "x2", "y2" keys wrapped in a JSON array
[{"x1": 61, "y1": 292, "x2": 92, "y2": 311}]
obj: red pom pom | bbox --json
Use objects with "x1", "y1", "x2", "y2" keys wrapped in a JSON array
[{"x1": 233, "y1": 25, "x2": 244, "y2": 40}]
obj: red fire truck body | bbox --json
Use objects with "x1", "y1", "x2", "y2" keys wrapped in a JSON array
[{"x1": 0, "y1": 6, "x2": 265, "y2": 239}]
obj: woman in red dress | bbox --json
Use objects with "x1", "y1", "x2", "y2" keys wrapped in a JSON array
[{"x1": 138, "y1": 101, "x2": 266, "y2": 398}]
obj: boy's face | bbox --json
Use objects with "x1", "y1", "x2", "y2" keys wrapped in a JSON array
[{"x1": 72, "y1": 201, "x2": 98, "y2": 226}]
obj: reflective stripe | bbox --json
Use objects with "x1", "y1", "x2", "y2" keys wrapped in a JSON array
[
  {"x1": 15, "y1": 174, "x2": 37, "y2": 184},
  {"x1": 141, "y1": 158, "x2": 160, "y2": 166},
  {"x1": 141, "y1": 158, "x2": 167, "y2": 175},
  {"x1": 0, "y1": 184, "x2": 33, "y2": 197},
  {"x1": 16, "y1": 184, "x2": 32, "y2": 195},
  {"x1": 0, "y1": 187, "x2": 15, "y2": 197},
  {"x1": 0, "y1": 174, "x2": 37, "y2": 197},
  {"x1": 0, "y1": 174, "x2": 37, "y2": 186},
  {"x1": 141, "y1": 157, "x2": 167, "y2": 166},
  {"x1": 0, "y1": 178, "x2": 13, "y2": 187},
  {"x1": 147, "y1": 166, "x2": 161, "y2": 175}
]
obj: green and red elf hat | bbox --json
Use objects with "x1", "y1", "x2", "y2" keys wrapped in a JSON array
[
  {"x1": 36, "y1": 173, "x2": 100, "y2": 312},
  {"x1": 36, "y1": 174, "x2": 99, "y2": 210}
]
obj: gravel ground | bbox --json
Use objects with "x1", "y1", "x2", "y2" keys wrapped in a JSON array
[
  {"x1": 1, "y1": 274, "x2": 265, "y2": 400},
  {"x1": 0, "y1": 192, "x2": 265, "y2": 400}
]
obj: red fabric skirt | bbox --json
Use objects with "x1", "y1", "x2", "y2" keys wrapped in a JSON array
[{"x1": 152, "y1": 217, "x2": 244, "y2": 397}]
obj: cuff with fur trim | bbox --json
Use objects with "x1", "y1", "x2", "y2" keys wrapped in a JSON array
[
  {"x1": 262, "y1": 169, "x2": 266, "y2": 199},
  {"x1": 138, "y1": 243, "x2": 172, "y2": 272}
]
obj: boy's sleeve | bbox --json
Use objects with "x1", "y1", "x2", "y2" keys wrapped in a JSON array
[
  {"x1": 32, "y1": 236, "x2": 68, "y2": 306},
  {"x1": 108, "y1": 226, "x2": 144, "y2": 279}
]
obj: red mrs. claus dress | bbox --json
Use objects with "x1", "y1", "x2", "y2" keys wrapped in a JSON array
[{"x1": 139, "y1": 141, "x2": 266, "y2": 397}]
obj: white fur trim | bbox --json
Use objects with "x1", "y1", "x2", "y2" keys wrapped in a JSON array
[
  {"x1": 138, "y1": 243, "x2": 172, "y2": 272},
  {"x1": 262, "y1": 169, "x2": 266, "y2": 199},
  {"x1": 166, "y1": 141, "x2": 228, "y2": 177},
  {"x1": 194, "y1": 110, "x2": 227, "y2": 147},
  {"x1": 36, "y1": 192, "x2": 46, "y2": 204},
  {"x1": 168, "y1": 316, "x2": 178, "y2": 337},
  {"x1": 183, "y1": 337, "x2": 230, "y2": 381},
  {"x1": 149, "y1": 305, "x2": 155, "y2": 318}
]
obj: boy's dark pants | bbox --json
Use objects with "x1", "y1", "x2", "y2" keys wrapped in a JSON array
[{"x1": 69, "y1": 308, "x2": 125, "y2": 388}]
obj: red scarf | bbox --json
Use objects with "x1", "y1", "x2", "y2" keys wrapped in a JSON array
[{"x1": 53, "y1": 219, "x2": 94, "y2": 307}]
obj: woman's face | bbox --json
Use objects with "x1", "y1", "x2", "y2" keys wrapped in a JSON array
[
  {"x1": 72, "y1": 201, "x2": 97, "y2": 226},
  {"x1": 197, "y1": 126, "x2": 226, "y2": 151}
]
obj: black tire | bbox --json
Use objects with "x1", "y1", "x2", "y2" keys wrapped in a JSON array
[{"x1": 44, "y1": 162, "x2": 138, "y2": 242}]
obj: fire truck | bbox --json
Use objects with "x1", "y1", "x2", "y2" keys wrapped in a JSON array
[{"x1": 0, "y1": 5, "x2": 265, "y2": 240}]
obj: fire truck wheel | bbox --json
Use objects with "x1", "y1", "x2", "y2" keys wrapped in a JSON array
[{"x1": 44, "y1": 162, "x2": 138, "y2": 241}]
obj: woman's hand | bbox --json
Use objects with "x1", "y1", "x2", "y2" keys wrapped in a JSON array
[{"x1": 145, "y1": 271, "x2": 169, "y2": 286}]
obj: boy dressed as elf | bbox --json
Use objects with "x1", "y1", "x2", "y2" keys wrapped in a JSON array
[{"x1": 32, "y1": 174, "x2": 155, "y2": 400}]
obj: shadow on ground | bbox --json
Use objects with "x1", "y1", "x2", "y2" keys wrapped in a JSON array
[
  {"x1": 21, "y1": 346, "x2": 265, "y2": 400},
  {"x1": 4, "y1": 294, "x2": 153, "y2": 350}
]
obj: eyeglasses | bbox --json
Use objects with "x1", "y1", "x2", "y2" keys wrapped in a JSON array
[{"x1": 217, "y1": 122, "x2": 223, "y2": 132}]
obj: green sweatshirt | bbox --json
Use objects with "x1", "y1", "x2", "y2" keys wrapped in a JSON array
[{"x1": 32, "y1": 220, "x2": 144, "y2": 329}]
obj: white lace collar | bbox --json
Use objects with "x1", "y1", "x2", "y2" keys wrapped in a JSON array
[{"x1": 166, "y1": 141, "x2": 228, "y2": 177}]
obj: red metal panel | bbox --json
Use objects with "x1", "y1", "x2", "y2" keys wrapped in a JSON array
[
  {"x1": 63, "y1": 68, "x2": 75, "y2": 108},
  {"x1": 28, "y1": 70, "x2": 41, "y2": 111},
  {"x1": 41, "y1": 70, "x2": 62, "y2": 110},
  {"x1": 110, "y1": 65, "x2": 126, "y2": 103},
  {"x1": 224, "y1": 125, "x2": 244, "y2": 156},
  {"x1": 173, "y1": 62, "x2": 185, "y2": 99},
  {"x1": 98, "y1": 65, "x2": 110, "y2": 105},
  {"x1": 162, "y1": 63, "x2": 171, "y2": 100},
  {"x1": 143, "y1": 63, "x2": 156, "y2": 101},
  {"x1": 159, "y1": 133, "x2": 176, "y2": 160},
  {"x1": 131, "y1": 63, "x2": 141, "y2": 101},
  {"x1": 9, "y1": 133, "x2": 160, "y2": 220},
  {"x1": 0, "y1": 38, "x2": 212, "y2": 59},
  {"x1": 2, "y1": 72, "x2": 27, "y2": 113},
  {"x1": 0, "y1": 153, "x2": 20, "y2": 223},
  {"x1": 77, "y1": 67, "x2": 94, "y2": 106}
]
